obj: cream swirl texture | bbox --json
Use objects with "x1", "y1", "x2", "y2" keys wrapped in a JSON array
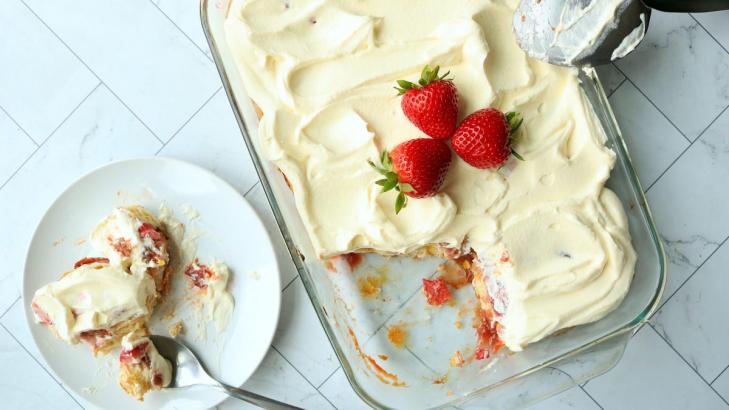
[{"x1": 224, "y1": 0, "x2": 636, "y2": 350}]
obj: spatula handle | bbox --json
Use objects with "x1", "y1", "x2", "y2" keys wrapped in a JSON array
[{"x1": 642, "y1": 0, "x2": 729, "y2": 12}]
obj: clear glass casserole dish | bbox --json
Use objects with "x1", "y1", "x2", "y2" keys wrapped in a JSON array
[{"x1": 200, "y1": 1, "x2": 667, "y2": 408}]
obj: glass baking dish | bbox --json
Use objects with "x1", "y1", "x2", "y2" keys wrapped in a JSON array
[{"x1": 200, "y1": 1, "x2": 667, "y2": 408}]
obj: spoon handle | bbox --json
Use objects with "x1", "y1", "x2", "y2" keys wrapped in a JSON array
[{"x1": 212, "y1": 382, "x2": 304, "y2": 410}]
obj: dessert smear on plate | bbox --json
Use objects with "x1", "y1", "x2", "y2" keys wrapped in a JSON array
[
  {"x1": 224, "y1": 0, "x2": 636, "y2": 364},
  {"x1": 31, "y1": 204, "x2": 235, "y2": 401}
]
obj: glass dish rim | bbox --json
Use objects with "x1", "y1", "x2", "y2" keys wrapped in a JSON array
[{"x1": 199, "y1": 1, "x2": 667, "y2": 407}]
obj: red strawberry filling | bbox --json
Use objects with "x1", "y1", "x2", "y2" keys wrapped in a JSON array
[
  {"x1": 422, "y1": 277, "x2": 452, "y2": 306},
  {"x1": 32, "y1": 303, "x2": 53, "y2": 325},
  {"x1": 79, "y1": 329, "x2": 112, "y2": 347},
  {"x1": 73, "y1": 257, "x2": 109, "y2": 269},
  {"x1": 138, "y1": 223, "x2": 165, "y2": 247},
  {"x1": 120, "y1": 341, "x2": 151, "y2": 366},
  {"x1": 110, "y1": 237, "x2": 133, "y2": 257},
  {"x1": 152, "y1": 373, "x2": 163, "y2": 386},
  {"x1": 184, "y1": 259, "x2": 214, "y2": 289}
]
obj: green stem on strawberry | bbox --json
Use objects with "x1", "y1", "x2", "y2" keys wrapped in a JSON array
[
  {"x1": 368, "y1": 150, "x2": 413, "y2": 214},
  {"x1": 394, "y1": 65, "x2": 452, "y2": 95},
  {"x1": 506, "y1": 111, "x2": 525, "y2": 161}
]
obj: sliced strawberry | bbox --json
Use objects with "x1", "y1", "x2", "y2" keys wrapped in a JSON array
[
  {"x1": 138, "y1": 222, "x2": 165, "y2": 246},
  {"x1": 32, "y1": 303, "x2": 53, "y2": 325},
  {"x1": 396, "y1": 65, "x2": 460, "y2": 139},
  {"x1": 452, "y1": 108, "x2": 524, "y2": 169},
  {"x1": 368, "y1": 138, "x2": 451, "y2": 213},
  {"x1": 184, "y1": 259, "x2": 214, "y2": 289},
  {"x1": 79, "y1": 329, "x2": 111, "y2": 347},
  {"x1": 120, "y1": 341, "x2": 150, "y2": 365},
  {"x1": 422, "y1": 277, "x2": 452, "y2": 306},
  {"x1": 73, "y1": 257, "x2": 109, "y2": 269}
]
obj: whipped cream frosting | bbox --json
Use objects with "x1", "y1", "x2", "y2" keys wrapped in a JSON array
[
  {"x1": 32, "y1": 262, "x2": 155, "y2": 344},
  {"x1": 91, "y1": 207, "x2": 168, "y2": 279},
  {"x1": 225, "y1": 0, "x2": 636, "y2": 349},
  {"x1": 120, "y1": 333, "x2": 172, "y2": 388}
]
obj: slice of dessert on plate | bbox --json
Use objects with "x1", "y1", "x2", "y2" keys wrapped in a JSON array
[
  {"x1": 31, "y1": 257, "x2": 156, "y2": 356},
  {"x1": 118, "y1": 330, "x2": 172, "y2": 401},
  {"x1": 91, "y1": 205, "x2": 171, "y2": 298}
]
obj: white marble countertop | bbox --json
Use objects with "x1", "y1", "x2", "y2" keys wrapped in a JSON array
[{"x1": 1, "y1": 1, "x2": 728, "y2": 409}]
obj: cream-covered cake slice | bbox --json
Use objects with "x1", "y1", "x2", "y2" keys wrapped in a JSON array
[
  {"x1": 31, "y1": 258, "x2": 156, "y2": 355},
  {"x1": 118, "y1": 332, "x2": 172, "y2": 401},
  {"x1": 91, "y1": 206, "x2": 170, "y2": 297}
]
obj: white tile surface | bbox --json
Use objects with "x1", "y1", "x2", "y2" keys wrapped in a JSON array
[
  {"x1": 608, "y1": 82, "x2": 689, "y2": 188},
  {"x1": 646, "y1": 106, "x2": 729, "y2": 298},
  {"x1": 2, "y1": 3, "x2": 729, "y2": 409},
  {"x1": 0, "y1": 110, "x2": 36, "y2": 186},
  {"x1": 217, "y1": 348, "x2": 335, "y2": 410},
  {"x1": 0, "y1": 86, "x2": 161, "y2": 314},
  {"x1": 158, "y1": 90, "x2": 259, "y2": 194},
  {"x1": 584, "y1": 326, "x2": 727, "y2": 409},
  {"x1": 23, "y1": 0, "x2": 220, "y2": 141},
  {"x1": 0, "y1": 0, "x2": 98, "y2": 142},
  {"x1": 714, "y1": 368, "x2": 729, "y2": 403},
  {"x1": 0, "y1": 325, "x2": 82, "y2": 410},
  {"x1": 319, "y1": 368, "x2": 371, "y2": 410},
  {"x1": 652, "y1": 239, "x2": 729, "y2": 381},
  {"x1": 526, "y1": 386, "x2": 600, "y2": 410},
  {"x1": 153, "y1": 0, "x2": 212, "y2": 59},
  {"x1": 616, "y1": 11, "x2": 729, "y2": 140},
  {"x1": 273, "y1": 277, "x2": 339, "y2": 387},
  {"x1": 693, "y1": 11, "x2": 729, "y2": 51}
]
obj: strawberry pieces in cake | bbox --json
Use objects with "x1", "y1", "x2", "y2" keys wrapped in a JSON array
[{"x1": 422, "y1": 277, "x2": 452, "y2": 306}]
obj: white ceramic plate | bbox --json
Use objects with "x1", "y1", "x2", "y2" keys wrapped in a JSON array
[{"x1": 22, "y1": 157, "x2": 281, "y2": 410}]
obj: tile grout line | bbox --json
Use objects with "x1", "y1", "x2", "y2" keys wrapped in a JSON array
[
  {"x1": 148, "y1": 0, "x2": 214, "y2": 63},
  {"x1": 0, "y1": 104, "x2": 39, "y2": 146},
  {"x1": 689, "y1": 14, "x2": 729, "y2": 56},
  {"x1": 712, "y1": 363, "x2": 729, "y2": 385},
  {"x1": 654, "y1": 233, "x2": 729, "y2": 312},
  {"x1": 0, "y1": 323, "x2": 86, "y2": 409},
  {"x1": 611, "y1": 64, "x2": 693, "y2": 144},
  {"x1": 605, "y1": 76, "x2": 628, "y2": 99},
  {"x1": 644, "y1": 103, "x2": 729, "y2": 193},
  {"x1": 270, "y1": 345, "x2": 340, "y2": 410},
  {"x1": 39, "y1": 82, "x2": 103, "y2": 146},
  {"x1": 19, "y1": 0, "x2": 165, "y2": 145},
  {"x1": 647, "y1": 324, "x2": 729, "y2": 407},
  {"x1": 0, "y1": 144, "x2": 40, "y2": 192},
  {"x1": 0, "y1": 296, "x2": 21, "y2": 321},
  {"x1": 579, "y1": 385, "x2": 605, "y2": 410},
  {"x1": 316, "y1": 366, "x2": 340, "y2": 389},
  {"x1": 156, "y1": 87, "x2": 222, "y2": 155},
  {"x1": 0, "y1": 82, "x2": 102, "y2": 192}
]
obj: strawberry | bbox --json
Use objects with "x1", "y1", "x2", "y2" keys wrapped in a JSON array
[
  {"x1": 395, "y1": 65, "x2": 459, "y2": 139},
  {"x1": 451, "y1": 108, "x2": 524, "y2": 169},
  {"x1": 368, "y1": 138, "x2": 451, "y2": 214},
  {"x1": 422, "y1": 277, "x2": 452, "y2": 306}
]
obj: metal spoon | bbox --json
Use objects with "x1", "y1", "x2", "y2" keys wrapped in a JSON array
[
  {"x1": 513, "y1": 0, "x2": 651, "y2": 67},
  {"x1": 513, "y1": 0, "x2": 729, "y2": 67},
  {"x1": 150, "y1": 335, "x2": 302, "y2": 410}
]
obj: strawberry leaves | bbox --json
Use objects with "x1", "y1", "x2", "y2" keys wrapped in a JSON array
[
  {"x1": 506, "y1": 111, "x2": 524, "y2": 161},
  {"x1": 368, "y1": 150, "x2": 414, "y2": 214},
  {"x1": 394, "y1": 65, "x2": 452, "y2": 95}
]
